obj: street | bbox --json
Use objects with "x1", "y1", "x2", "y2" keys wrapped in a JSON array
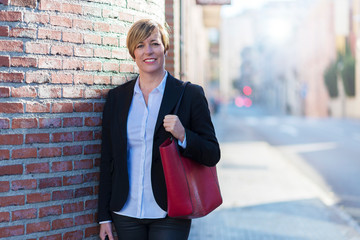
[{"x1": 216, "y1": 104, "x2": 360, "y2": 225}]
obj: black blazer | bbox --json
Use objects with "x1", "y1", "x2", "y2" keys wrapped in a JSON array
[{"x1": 98, "y1": 73, "x2": 220, "y2": 222}]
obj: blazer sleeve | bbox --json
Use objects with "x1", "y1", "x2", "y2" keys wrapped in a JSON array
[
  {"x1": 98, "y1": 89, "x2": 114, "y2": 222},
  {"x1": 181, "y1": 84, "x2": 220, "y2": 167}
]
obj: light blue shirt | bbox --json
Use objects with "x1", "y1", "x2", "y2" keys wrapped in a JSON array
[{"x1": 111, "y1": 72, "x2": 186, "y2": 220}]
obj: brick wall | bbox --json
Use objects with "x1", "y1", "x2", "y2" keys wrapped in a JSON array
[{"x1": 0, "y1": 0, "x2": 164, "y2": 239}]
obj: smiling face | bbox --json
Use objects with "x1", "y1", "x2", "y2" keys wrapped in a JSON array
[{"x1": 133, "y1": 28, "x2": 166, "y2": 76}]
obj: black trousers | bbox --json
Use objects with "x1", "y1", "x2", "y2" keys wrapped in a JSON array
[{"x1": 111, "y1": 213, "x2": 191, "y2": 240}]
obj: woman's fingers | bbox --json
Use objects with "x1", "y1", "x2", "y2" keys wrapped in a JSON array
[{"x1": 163, "y1": 115, "x2": 185, "y2": 141}]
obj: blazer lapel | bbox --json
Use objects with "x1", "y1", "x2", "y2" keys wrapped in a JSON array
[{"x1": 154, "y1": 74, "x2": 183, "y2": 135}]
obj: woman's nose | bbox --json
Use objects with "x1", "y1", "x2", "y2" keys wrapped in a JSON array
[{"x1": 144, "y1": 44, "x2": 153, "y2": 54}]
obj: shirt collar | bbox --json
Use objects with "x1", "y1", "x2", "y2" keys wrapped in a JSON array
[{"x1": 134, "y1": 71, "x2": 168, "y2": 95}]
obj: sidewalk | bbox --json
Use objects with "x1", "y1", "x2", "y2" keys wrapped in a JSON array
[{"x1": 188, "y1": 140, "x2": 360, "y2": 240}]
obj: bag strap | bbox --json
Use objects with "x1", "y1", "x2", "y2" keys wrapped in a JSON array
[{"x1": 173, "y1": 82, "x2": 189, "y2": 115}]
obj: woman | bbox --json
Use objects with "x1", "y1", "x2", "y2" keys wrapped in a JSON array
[{"x1": 98, "y1": 19, "x2": 220, "y2": 240}]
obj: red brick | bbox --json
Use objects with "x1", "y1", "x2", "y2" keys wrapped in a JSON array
[
  {"x1": 85, "y1": 117, "x2": 102, "y2": 126},
  {"x1": 52, "y1": 218, "x2": 73, "y2": 230},
  {"x1": 74, "y1": 131, "x2": 93, "y2": 141},
  {"x1": 38, "y1": 147, "x2": 61, "y2": 158},
  {"x1": 12, "y1": 118, "x2": 38, "y2": 129},
  {"x1": 26, "y1": 71, "x2": 50, "y2": 83},
  {"x1": 85, "y1": 199, "x2": 97, "y2": 210},
  {"x1": 75, "y1": 213, "x2": 93, "y2": 226},
  {"x1": 39, "y1": 0, "x2": 61, "y2": 11},
  {"x1": 94, "y1": 102, "x2": 105, "y2": 112},
  {"x1": 84, "y1": 61, "x2": 101, "y2": 71},
  {"x1": 52, "y1": 189, "x2": 73, "y2": 201},
  {"x1": 0, "y1": 72, "x2": 24, "y2": 82},
  {"x1": 63, "y1": 230, "x2": 83, "y2": 239},
  {"x1": 52, "y1": 161, "x2": 72, "y2": 172},
  {"x1": 63, "y1": 59, "x2": 83, "y2": 70},
  {"x1": 62, "y1": 3, "x2": 82, "y2": 14},
  {"x1": 94, "y1": 48, "x2": 111, "y2": 58},
  {"x1": 51, "y1": 72, "x2": 72, "y2": 84},
  {"x1": 84, "y1": 89, "x2": 102, "y2": 99},
  {"x1": 51, "y1": 45, "x2": 73, "y2": 56},
  {"x1": 9, "y1": 28, "x2": 37, "y2": 39},
  {"x1": 12, "y1": 148, "x2": 37, "y2": 159},
  {"x1": 74, "y1": 159, "x2": 93, "y2": 170},
  {"x1": 0, "y1": 195, "x2": 25, "y2": 207},
  {"x1": 63, "y1": 145, "x2": 82, "y2": 156},
  {"x1": 0, "y1": 164, "x2": 23, "y2": 176},
  {"x1": 39, "y1": 177, "x2": 62, "y2": 189},
  {"x1": 112, "y1": 49, "x2": 127, "y2": 60},
  {"x1": 24, "y1": 12, "x2": 49, "y2": 24},
  {"x1": 27, "y1": 192, "x2": 51, "y2": 203},
  {"x1": 39, "y1": 118, "x2": 61, "y2": 128},
  {"x1": 26, "y1": 221, "x2": 50, "y2": 234},
  {"x1": 38, "y1": 28, "x2": 61, "y2": 40},
  {"x1": 84, "y1": 144, "x2": 101, "y2": 155},
  {"x1": 38, "y1": 57, "x2": 62, "y2": 69},
  {"x1": 0, "y1": 118, "x2": 10, "y2": 129},
  {"x1": 120, "y1": 63, "x2": 134, "y2": 72},
  {"x1": 0, "y1": 134, "x2": 22, "y2": 145},
  {"x1": 25, "y1": 133, "x2": 50, "y2": 143},
  {"x1": 39, "y1": 205, "x2": 61, "y2": 218},
  {"x1": 0, "y1": 40, "x2": 23, "y2": 52},
  {"x1": 11, "y1": 179, "x2": 37, "y2": 190},
  {"x1": 11, "y1": 0, "x2": 36, "y2": 8},
  {"x1": 0, "y1": 181, "x2": 9, "y2": 192},
  {"x1": 63, "y1": 201, "x2": 83, "y2": 214},
  {"x1": 0, "y1": 225, "x2": 24, "y2": 238},
  {"x1": 38, "y1": 86, "x2": 61, "y2": 98},
  {"x1": 26, "y1": 162, "x2": 49, "y2": 174},
  {"x1": 0, "y1": 212, "x2": 10, "y2": 222},
  {"x1": 0, "y1": 86, "x2": 9, "y2": 97},
  {"x1": 75, "y1": 186, "x2": 93, "y2": 198},
  {"x1": 52, "y1": 102, "x2": 73, "y2": 113},
  {"x1": 63, "y1": 31, "x2": 83, "y2": 43},
  {"x1": 74, "y1": 102, "x2": 93, "y2": 112},
  {"x1": 74, "y1": 74, "x2": 94, "y2": 84},
  {"x1": 0, "y1": 11, "x2": 22, "y2": 21},
  {"x1": 12, "y1": 208, "x2": 37, "y2": 221},
  {"x1": 0, "y1": 102, "x2": 23, "y2": 113},
  {"x1": 63, "y1": 87, "x2": 83, "y2": 98},
  {"x1": 63, "y1": 175, "x2": 82, "y2": 186},
  {"x1": 94, "y1": 76, "x2": 111, "y2": 85},
  {"x1": 0, "y1": 55, "x2": 10, "y2": 67},
  {"x1": 0, "y1": 149, "x2": 10, "y2": 160},
  {"x1": 26, "y1": 102, "x2": 51, "y2": 113},
  {"x1": 25, "y1": 42, "x2": 50, "y2": 54},
  {"x1": 84, "y1": 172, "x2": 99, "y2": 183},
  {"x1": 63, "y1": 117, "x2": 82, "y2": 127},
  {"x1": 52, "y1": 132, "x2": 72, "y2": 142},
  {"x1": 103, "y1": 36, "x2": 118, "y2": 47},
  {"x1": 94, "y1": 22, "x2": 110, "y2": 32},
  {"x1": 11, "y1": 56, "x2": 37, "y2": 67},
  {"x1": 85, "y1": 225, "x2": 99, "y2": 238},
  {"x1": 74, "y1": 46, "x2": 93, "y2": 57},
  {"x1": 84, "y1": 33, "x2": 101, "y2": 44},
  {"x1": 103, "y1": 61, "x2": 119, "y2": 72},
  {"x1": 50, "y1": 15, "x2": 72, "y2": 28},
  {"x1": 39, "y1": 234, "x2": 62, "y2": 240},
  {"x1": 11, "y1": 86, "x2": 37, "y2": 98},
  {"x1": 0, "y1": 26, "x2": 9, "y2": 36}
]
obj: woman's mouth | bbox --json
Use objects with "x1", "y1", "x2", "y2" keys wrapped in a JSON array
[{"x1": 144, "y1": 58, "x2": 156, "y2": 63}]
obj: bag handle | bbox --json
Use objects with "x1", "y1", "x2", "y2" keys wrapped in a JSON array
[{"x1": 173, "y1": 82, "x2": 189, "y2": 115}]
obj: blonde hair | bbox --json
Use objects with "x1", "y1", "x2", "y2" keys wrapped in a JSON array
[{"x1": 126, "y1": 19, "x2": 170, "y2": 59}]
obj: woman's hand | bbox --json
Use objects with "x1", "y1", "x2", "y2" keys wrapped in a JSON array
[
  {"x1": 99, "y1": 222, "x2": 114, "y2": 240},
  {"x1": 163, "y1": 115, "x2": 185, "y2": 142}
]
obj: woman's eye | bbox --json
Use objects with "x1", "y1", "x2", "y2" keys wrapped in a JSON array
[
  {"x1": 152, "y1": 42, "x2": 160, "y2": 46},
  {"x1": 136, "y1": 44, "x2": 144, "y2": 48}
]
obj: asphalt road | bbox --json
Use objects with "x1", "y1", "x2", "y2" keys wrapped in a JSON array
[{"x1": 213, "y1": 104, "x2": 360, "y2": 224}]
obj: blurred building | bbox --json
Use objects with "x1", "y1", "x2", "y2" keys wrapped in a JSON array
[{"x1": 165, "y1": 0, "x2": 229, "y2": 91}]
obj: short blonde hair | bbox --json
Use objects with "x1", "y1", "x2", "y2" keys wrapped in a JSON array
[{"x1": 126, "y1": 19, "x2": 170, "y2": 59}]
